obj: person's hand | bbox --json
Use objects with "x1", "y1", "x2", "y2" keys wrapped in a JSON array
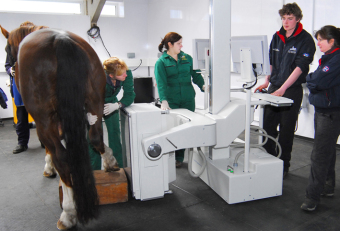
[
  {"x1": 254, "y1": 83, "x2": 269, "y2": 93},
  {"x1": 271, "y1": 88, "x2": 286, "y2": 97},
  {"x1": 161, "y1": 100, "x2": 171, "y2": 110},
  {"x1": 5, "y1": 79, "x2": 10, "y2": 87},
  {"x1": 202, "y1": 85, "x2": 205, "y2": 92},
  {"x1": 87, "y1": 113, "x2": 98, "y2": 125},
  {"x1": 10, "y1": 67, "x2": 15, "y2": 78},
  {"x1": 104, "y1": 103, "x2": 119, "y2": 116}
]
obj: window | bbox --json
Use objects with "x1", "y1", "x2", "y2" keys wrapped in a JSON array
[
  {"x1": 101, "y1": 1, "x2": 124, "y2": 17},
  {"x1": 0, "y1": 0, "x2": 82, "y2": 15},
  {"x1": 101, "y1": 2, "x2": 116, "y2": 16}
]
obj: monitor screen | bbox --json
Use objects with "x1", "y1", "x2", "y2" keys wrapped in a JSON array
[
  {"x1": 192, "y1": 39, "x2": 209, "y2": 69},
  {"x1": 231, "y1": 35, "x2": 270, "y2": 77},
  {"x1": 134, "y1": 77, "x2": 154, "y2": 103}
]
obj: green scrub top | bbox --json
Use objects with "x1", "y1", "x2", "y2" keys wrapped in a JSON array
[
  {"x1": 105, "y1": 69, "x2": 135, "y2": 106},
  {"x1": 154, "y1": 51, "x2": 204, "y2": 106}
]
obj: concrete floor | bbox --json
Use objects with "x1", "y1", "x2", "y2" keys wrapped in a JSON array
[{"x1": 0, "y1": 118, "x2": 340, "y2": 231}]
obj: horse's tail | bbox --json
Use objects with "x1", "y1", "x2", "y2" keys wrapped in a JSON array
[{"x1": 54, "y1": 34, "x2": 98, "y2": 224}]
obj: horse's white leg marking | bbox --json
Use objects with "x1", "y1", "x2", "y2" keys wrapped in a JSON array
[
  {"x1": 59, "y1": 181, "x2": 77, "y2": 229},
  {"x1": 43, "y1": 153, "x2": 56, "y2": 177},
  {"x1": 102, "y1": 144, "x2": 119, "y2": 171}
]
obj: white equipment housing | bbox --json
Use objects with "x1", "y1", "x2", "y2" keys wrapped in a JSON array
[
  {"x1": 193, "y1": 147, "x2": 283, "y2": 203},
  {"x1": 120, "y1": 104, "x2": 176, "y2": 200}
]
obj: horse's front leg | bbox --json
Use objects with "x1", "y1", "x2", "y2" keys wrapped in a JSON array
[
  {"x1": 102, "y1": 144, "x2": 119, "y2": 172},
  {"x1": 57, "y1": 180, "x2": 77, "y2": 230},
  {"x1": 43, "y1": 148, "x2": 57, "y2": 178},
  {"x1": 88, "y1": 117, "x2": 119, "y2": 172}
]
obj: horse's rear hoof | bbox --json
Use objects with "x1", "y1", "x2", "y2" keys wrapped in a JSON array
[
  {"x1": 57, "y1": 219, "x2": 73, "y2": 230},
  {"x1": 43, "y1": 171, "x2": 57, "y2": 178}
]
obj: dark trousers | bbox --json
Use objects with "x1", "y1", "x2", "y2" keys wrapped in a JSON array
[
  {"x1": 306, "y1": 110, "x2": 340, "y2": 202},
  {"x1": 16, "y1": 106, "x2": 30, "y2": 146},
  {"x1": 263, "y1": 85, "x2": 303, "y2": 171}
]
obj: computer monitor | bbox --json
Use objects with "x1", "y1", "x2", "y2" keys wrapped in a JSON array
[
  {"x1": 192, "y1": 39, "x2": 209, "y2": 69},
  {"x1": 231, "y1": 35, "x2": 270, "y2": 81},
  {"x1": 134, "y1": 77, "x2": 154, "y2": 103}
]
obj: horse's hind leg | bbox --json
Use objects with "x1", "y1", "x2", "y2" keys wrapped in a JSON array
[
  {"x1": 55, "y1": 144, "x2": 77, "y2": 230},
  {"x1": 57, "y1": 180, "x2": 77, "y2": 230},
  {"x1": 43, "y1": 147, "x2": 57, "y2": 178},
  {"x1": 37, "y1": 125, "x2": 77, "y2": 229}
]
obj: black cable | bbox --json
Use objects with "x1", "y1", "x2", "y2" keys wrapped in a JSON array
[
  {"x1": 98, "y1": 34, "x2": 111, "y2": 57},
  {"x1": 131, "y1": 59, "x2": 142, "y2": 71},
  {"x1": 243, "y1": 64, "x2": 258, "y2": 89},
  {"x1": 243, "y1": 77, "x2": 257, "y2": 89},
  {"x1": 87, "y1": 25, "x2": 111, "y2": 57}
]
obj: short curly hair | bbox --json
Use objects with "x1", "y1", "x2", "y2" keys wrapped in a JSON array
[
  {"x1": 20, "y1": 21, "x2": 35, "y2": 27},
  {"x1": 279, "y1": 2, "x2": 303, "y2": 21},
  {"x1": 103, "y1": 57, "x2": 128, "y2": 77}
]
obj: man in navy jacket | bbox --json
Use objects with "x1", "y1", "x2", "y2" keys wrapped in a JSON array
[{"x1": 255, "y1": 3, "x2": 316, "y2": 178}]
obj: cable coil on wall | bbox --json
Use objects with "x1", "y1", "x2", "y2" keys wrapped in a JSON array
[{"x1": 87, "y1": 25, "x2": 111, "y2": 57}]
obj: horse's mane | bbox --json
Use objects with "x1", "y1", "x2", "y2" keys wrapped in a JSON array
[{"x1": 8, "y1": 25, "x2": 47, "y2": 48}]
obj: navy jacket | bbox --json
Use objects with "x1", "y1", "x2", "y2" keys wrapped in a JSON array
[
  {"x1": 307, "y1": 48, "x2": 340, "y2": 112},
  {"x1": 269, "y1": 23, "x2": 316, "y2": 88},
  {"x1": 5, "y1": 54, "x2": 24, "y2": 106}
]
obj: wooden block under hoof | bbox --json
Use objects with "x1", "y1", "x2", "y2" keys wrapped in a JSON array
[{"x1": 59, "y1": 169, "x2": 128, "y2": 208}]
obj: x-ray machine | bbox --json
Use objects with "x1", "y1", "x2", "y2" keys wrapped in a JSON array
[{"x1": 121, "y1": 0, "x2": 293, "y2": 204}]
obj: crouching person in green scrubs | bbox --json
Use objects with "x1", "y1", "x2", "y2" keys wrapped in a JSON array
[
  {"x1": 88, "y1": 57, "x2": 135, "y2": 170},
  {"x1": 155, "y1": 32, "x2": 205, "y2": 168}
]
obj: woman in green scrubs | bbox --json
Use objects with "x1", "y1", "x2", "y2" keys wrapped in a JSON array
[
  {"x1": 88, "y1": 57, "x2": 135, "y2": 169},
  {"x1": 154, "y1": 32, "x2": 205, "y2": 168}
]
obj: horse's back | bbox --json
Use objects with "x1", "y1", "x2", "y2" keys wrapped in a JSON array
[{"x1": 17, "y1": 28, "x2": 105, "y2": 119}]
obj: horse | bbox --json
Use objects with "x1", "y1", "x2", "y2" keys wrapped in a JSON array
[{"x1": 0, "y1": 25, "x2": 119, "y2": 230}]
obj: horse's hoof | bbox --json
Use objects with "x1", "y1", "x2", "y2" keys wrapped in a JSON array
[
  {"x1": 43, "y1": 171, "x2": 57, "y2": 178},
  {"x1": 57, "y1": 219, "x2": 70, "y2": 230},
  {"x1": 104, "y1": 165, "x2": 120, "y2": 172}
]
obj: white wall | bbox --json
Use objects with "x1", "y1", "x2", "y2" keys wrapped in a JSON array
[
  {"x1": 147, "y1": 0, "x2": 210, "y2": 107},
  {"x1": 96, "y1": 0, "x2": 149, "y2": 69}
]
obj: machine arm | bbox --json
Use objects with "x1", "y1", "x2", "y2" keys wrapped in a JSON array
[{"x1": 142, "y1": 109, "x2": 216, "y2": 160}]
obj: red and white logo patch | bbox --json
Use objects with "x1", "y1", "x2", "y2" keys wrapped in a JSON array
[{"x1": 322, "y1": 66, "x2": 329, "y2": 72}]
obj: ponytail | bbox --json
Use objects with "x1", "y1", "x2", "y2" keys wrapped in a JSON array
[
  {"x1": 158, "y1": 40, "x2": 165, "y2": 53},
  {"x1": 158, "y1": 32, "x2": 182, "y2": 53}
]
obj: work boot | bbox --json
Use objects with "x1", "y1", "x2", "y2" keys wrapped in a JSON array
[
  {"x1": 12, "y1": 145, "x2": 28, "y2": 154},
  {"x1": 301, "y1": 198, "x2": 318, "y2": 211},
  {"x1": 321, "y1": 188, "x2": 334, "y2": 197}
]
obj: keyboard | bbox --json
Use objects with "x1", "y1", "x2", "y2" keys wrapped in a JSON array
[{"x1": 252, "y1": 93, "x2": 293, "y2": 106}]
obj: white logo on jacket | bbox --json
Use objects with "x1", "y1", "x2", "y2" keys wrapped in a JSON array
[{"x1": 288, "y1": 46, "x2": 297, "y2": 54}]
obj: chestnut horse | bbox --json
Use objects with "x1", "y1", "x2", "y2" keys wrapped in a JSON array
[{"x1": 0, "y1": 25, "x2": 119, "y2": 230}]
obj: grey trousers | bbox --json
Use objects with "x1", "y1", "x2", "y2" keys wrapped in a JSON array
[{"x1": 306, "y1": 110, "x2": 340, "y2": 202}]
